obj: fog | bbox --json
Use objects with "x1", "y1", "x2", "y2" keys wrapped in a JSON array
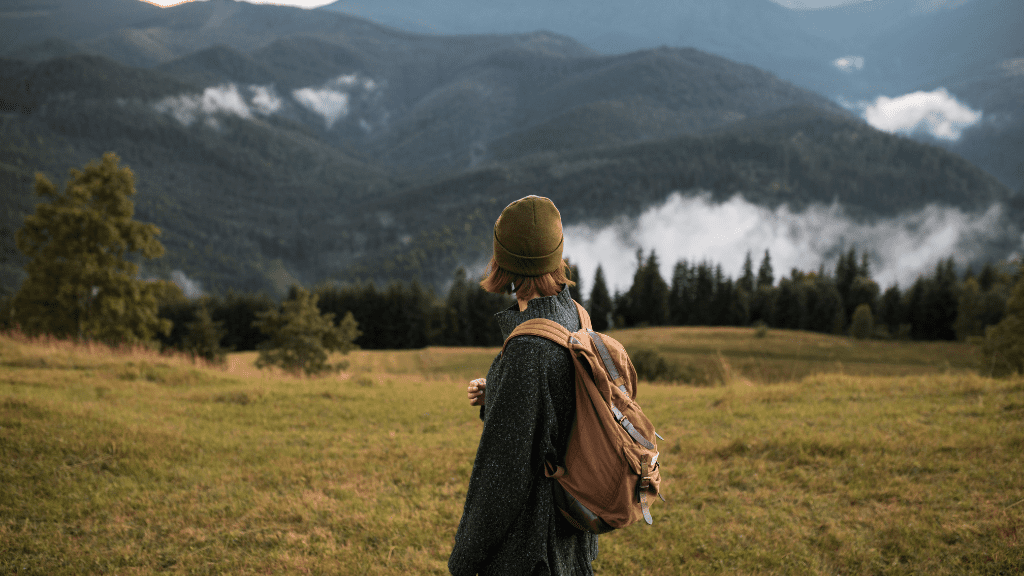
[
  {"x1": 832, "y1": 56, "x2": 864, "y2": 73},
  {"x1": 291, "y1": 87, "x2": 349, "y2": 128},
  {"x1": 151, "y1": 75, "x2": 378, "y2": 130},
  {"x1": 170, "y1": 270, "x2": 204, "y2": 299},
  {"x1": 563, "y1": 192, "x2": 1012, "y2": 294}
]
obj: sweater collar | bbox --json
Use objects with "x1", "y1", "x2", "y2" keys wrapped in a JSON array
[{"x1": 495, "y1": 286, "x2": 580, "y2": 340}]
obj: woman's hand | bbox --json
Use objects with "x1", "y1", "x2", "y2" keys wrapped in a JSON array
[{"x1": 467, "y1": 378, "x2": 486, "y2": 407}]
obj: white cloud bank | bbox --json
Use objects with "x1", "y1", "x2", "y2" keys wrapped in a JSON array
[
  {"x1": 857, "y1": 88, "x2": 982, "y2": 141},
  {"x1": 152, "y1": 74, "x2": 380, "y2": 131},
  {"x1": 563, "y1": 192, "x2": 1013, "y2": 293},
  {"x1": 153, "y1": 84, "x2": 283, "y2": 127}
]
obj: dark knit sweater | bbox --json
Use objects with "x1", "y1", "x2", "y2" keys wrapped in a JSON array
[{"x1": 449, "y1": 287, "x2": 599, "y2": 576}]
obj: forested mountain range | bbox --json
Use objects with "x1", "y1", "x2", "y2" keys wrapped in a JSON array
[
  {"x1": 0, "y1": 0, "x2": 1019, "y2": 297},
  {"x1": 318, "y1": 0, "x2": 1024, "y2": 192}
]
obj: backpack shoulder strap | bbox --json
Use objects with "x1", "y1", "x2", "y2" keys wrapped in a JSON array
[
  {"x1": 572, "y1": 299, "x2": 593, "y2": 331},
  {"x1": 502, "y1": 318, "x2": 575, "y2": 354},
  {"x1": 500, "y1": 298, "x2": 592, "y2": 353}
]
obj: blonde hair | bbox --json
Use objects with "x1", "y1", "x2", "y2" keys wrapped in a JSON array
[{"x1": 480, "y1": 256, "x2": 576, "y2": 300}]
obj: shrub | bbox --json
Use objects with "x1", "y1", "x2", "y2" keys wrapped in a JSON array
[
  {"x1": 982, "y1": 272, "x2": 1024, "y2": 377},
  {"x1": 253, "y1": 287, "x2": 361, "y2": 376},
  {"x1": 183, "y1": 305, "x2": 227, "y2": 364},
  {"x1": 850, "y1": 303, "x2": 874, "y2": 339},
  {"x1": 752, "y1": 320, "x2": 768, "y2": 338},
  {"x1": 630, "y1": 348, "x2": 723, "y2": 386}
]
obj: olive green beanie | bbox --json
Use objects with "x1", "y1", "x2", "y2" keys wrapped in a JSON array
[{"x1": 493, "y1": 195, "x2": 564, "y2": 277}]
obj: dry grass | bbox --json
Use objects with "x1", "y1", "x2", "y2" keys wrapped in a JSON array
[{"x1": 1, "y1": 329, "x2": 1021, "y2": 575}]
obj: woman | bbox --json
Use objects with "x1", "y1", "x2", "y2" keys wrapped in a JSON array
[{"x1": 448, "y1": 196, "x2": 598, "y2": 576}]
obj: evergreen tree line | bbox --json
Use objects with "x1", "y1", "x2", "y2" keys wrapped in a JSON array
[
  {"x1": 156, "y1": 269, "x2": 516, "y2": 352},
  {"x1": 154, "y1": 247, "x2": 1020, "y2": 355},
  {"x1": 596, "y1": 248, "x2": 1021, "y2": 343}
]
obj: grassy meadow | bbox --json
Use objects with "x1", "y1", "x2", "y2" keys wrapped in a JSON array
[{"x1": 1, "y1": 327, "x2": 1022, "y2": 575}]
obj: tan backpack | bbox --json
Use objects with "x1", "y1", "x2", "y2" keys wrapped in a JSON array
[{"x1": 503, "y1": 300, "x2": 664, "y2": 534}]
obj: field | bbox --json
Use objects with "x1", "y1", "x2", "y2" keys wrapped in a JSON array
[{"x1": 1, "y1": 327, "x2": 1022, "y2": 575}]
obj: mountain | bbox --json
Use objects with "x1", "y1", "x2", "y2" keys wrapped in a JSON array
[
  {"x1": 0, "y1": 0, "x2": 160, "y2": 56},
  {"x1": 858, "y1": 0, "x2": 1023, "y2": 95},
  {"x1": 945, "y1": 58, "x2": 1024, "y2": 193},
  {"x1": 0, "y1": 0, "x2": 1019, "y2": 296}
]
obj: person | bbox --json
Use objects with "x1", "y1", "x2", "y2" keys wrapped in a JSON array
[{"x1": 448, "y1": 196, "x2": 599, "y2": 576}]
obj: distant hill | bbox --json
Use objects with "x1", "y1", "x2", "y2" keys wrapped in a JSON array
[
  {"x1": 945, "y1": 59, "x2": 1024, "y2": 194},
  {"x1": 320, "y1": 0, "x2": 847, "y2": 96},
  {"x1": 314, "y1": 0, "x2": 1024, "y2": 193}
]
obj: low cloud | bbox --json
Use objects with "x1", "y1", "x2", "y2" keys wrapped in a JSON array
[
  {"x1": 563, "y1": 192, "x2": 1013, "y2": 293},
  {"x1": 170, "y1": 270, "x2": 204, "y2": 299},
  {"x1": 292, "y1": 87, "x2": 350, "y2": 128},
  {"x1": 250, "y1": 85, "x2": 283, "y2": 115},
  {"x1": 153, "y1": 84, "x2": 283, "y2": 126},
  {"x1": 291, "y1": 74, "x2": 379, "y2": 129},
  {"x1": 858, "y1": 88, "x2": 982, "y2": 141},
  {"x1": 833, "y1": 56, "x2": 864, "y2": 73},
  {"x1": 152, "y1": 75, "x2": 379, "y2": 131}
]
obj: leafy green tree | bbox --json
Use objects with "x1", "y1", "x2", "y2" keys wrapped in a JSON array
[
  {"x1": 253, "y1": 287, "x2": 360, "y2": 376},
  {"x1": 588, "y1": 265, "x2": 613, "y2": 331},
  {"x1": 12, "y1": 153, "x2": 169, "y2": 344},
  {"x1": 184, "y1": 304, "x2": 228, "y2": 364},
  {"x1": 846, "y1": 275, "x2": 880, "y2": 320},
  {"x1": 850, "y1": 303, "x2": 874, "y2": 339},
  {"x1": 982, "y1": 271, "x2": 1024, "y2": 376}
]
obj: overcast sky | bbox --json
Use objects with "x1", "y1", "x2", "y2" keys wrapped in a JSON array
[{"x1": 144, "y1": 0, "x2": 870, "y2": 10}]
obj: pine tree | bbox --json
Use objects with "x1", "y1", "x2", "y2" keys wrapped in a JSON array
[
  {"x1": 565, "y1": 258, "x2": 583, "y2": 304},
  {"x1": 588, "y1": 265, "x2": 613, "y2": 331},
  {"x1": 738, "y1": 251, "x2": 755, "y2": 294},
  {"x1": 669, "y1": 260, "x2": 693, "y2": 325},
  {"x1": 878, "y1": 284, "x2": 903, "y2": 337},
  {"x1": 954, "y1": 278, "x2": 984, "y2": 341},
  {"x1": 757, "y1": 249, "x2": 774, "y2": 289},
  {"x1": 253, "y1": 287, "x2": 360, "y2": 376},
  {"x1": 626, "y1": 251, "x2": 669, "y2": 326},
  {"x1": 12, "y1": 153, "x2": 169, "y2": 344},
  {"x1": 835, "y1": 247, "x2": 858, "y2": 317},
  {"x1": 808, "y1": 276, "x2": 843, "y2": 334},
  {"x1": 691, "y1": 261, "x2": 715, "y2": 325}
]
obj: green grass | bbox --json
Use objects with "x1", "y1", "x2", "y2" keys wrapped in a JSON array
[
  {"x1": 1, "y1": 329, "x2": 1021, "y2": 575},
  {"x1": 609, "y1": 326, "x2": 983, "y2": 384}
]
